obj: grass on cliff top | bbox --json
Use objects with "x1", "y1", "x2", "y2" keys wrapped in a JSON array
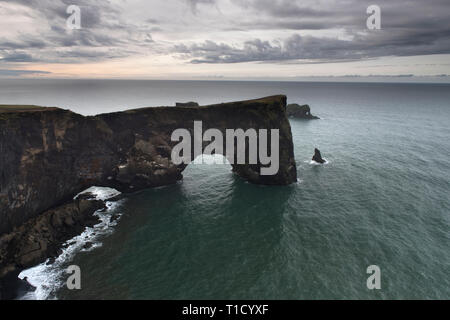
[
  {"x1": 121, "y1": 95, "x2": 286, "y2": 114},
  {"x1": 0, "y1": 105, "x2": 57, "y2": 113}
]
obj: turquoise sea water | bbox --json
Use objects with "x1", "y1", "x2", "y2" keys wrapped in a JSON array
[{"x1": 1, "y1": 80, "x2": 449, "y2": 299}]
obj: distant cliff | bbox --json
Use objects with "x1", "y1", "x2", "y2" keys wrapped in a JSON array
[{"x1": 0, "y1": 96, "x2": 297, "y2": 235}]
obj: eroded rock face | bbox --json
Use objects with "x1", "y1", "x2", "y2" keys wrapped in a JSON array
[
  {"x1": 0, "y1": 95, "x2": 297, "y2": 235},
  {"x1": 0, "y1": 107, "x2": 117, "y2": 235},
  {"x1": 0, "y1": 197, "x2": 104, "y2": 279}
]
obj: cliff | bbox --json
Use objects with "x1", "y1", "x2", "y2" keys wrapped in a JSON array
[
  {"x1": 0, "y1": 96, "x2": 297, "y2": 236},
  {"x1": 0, "y1": 196, "x2": 104, "y2": 280}
]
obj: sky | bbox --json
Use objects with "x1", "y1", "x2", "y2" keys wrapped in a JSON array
[{"x1": 0, "y1": 0, "x2": 450, "y2": 81}]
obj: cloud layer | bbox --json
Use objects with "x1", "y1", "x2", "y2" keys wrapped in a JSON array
[
  {"x1": 0, "y1": 0, "x2": 449, "y2": 77},
  {"x1": 173, "y1": 0, "x2": 450, "y2": 63}
]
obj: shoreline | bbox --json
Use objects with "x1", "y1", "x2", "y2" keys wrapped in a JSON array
[{"x1": 0, "y1": 187, "x2": 123, "y2": 300}]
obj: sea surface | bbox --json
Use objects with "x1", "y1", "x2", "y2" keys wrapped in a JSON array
[{"x1": 1, "y1": 79, "x2": 449, "y2": 299}]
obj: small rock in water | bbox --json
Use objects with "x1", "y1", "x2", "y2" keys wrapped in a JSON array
[
  {"x1": 83, "y1": 242, "x2": 93, "y2": 250},
  {"x1": 312, "y1": 148, "x2": 326, "y2": 164}
]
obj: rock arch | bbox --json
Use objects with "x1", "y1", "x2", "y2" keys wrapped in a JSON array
[
  {"x1": 104, "y1": 95, "x2": 297, "y2": 191},
  {"x1": 0, "y1": 96, "x2": 297, "y2": 233}
]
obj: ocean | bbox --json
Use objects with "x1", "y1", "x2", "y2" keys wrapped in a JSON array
[{"x1": 1, "y1": 79, "x2": 449, "y2": 299}]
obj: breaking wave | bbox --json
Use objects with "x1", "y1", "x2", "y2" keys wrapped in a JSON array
[{"x1": 17, "y1": 187, "x2": 123, "y2": 300}]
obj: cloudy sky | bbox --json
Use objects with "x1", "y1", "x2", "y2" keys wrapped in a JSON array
[{"x1": 0, "y1": 0, "x2": 449, "y2": 80}]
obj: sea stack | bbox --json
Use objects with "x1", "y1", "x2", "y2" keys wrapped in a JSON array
[
  {"x1": 286, "y1": 104, "x2": 319, "y2": 119},
  {"x1": 312, "y1": 148, "x2": 326, "y2": 164}
]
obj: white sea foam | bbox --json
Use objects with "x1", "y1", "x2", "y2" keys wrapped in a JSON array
[
  {"x1": 306, "y1": 159, "x2": 329, "y2": 165},
  {"x1": 17, "y1": 187, "x2": 123, "y2": 300},
  {"x1": 191, "y1": 154, "x2": 230, "y2": 165},
  {"x1": 75, "y1": 186, "x2": 121, "y2": 201}
]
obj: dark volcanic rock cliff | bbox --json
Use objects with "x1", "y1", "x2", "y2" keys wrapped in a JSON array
[
  {"x1": 0, "y1": 96, "x2": 297, "y2": 235},
  {"x1": 0, "y1": 197, "x2": 104, "y2": 279}
]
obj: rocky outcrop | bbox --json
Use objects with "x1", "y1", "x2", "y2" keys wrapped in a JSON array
[
  {"x1": 312, "y1": 148, "x2": 326, "y2": 164},
  {"x1": 286, "y1": 104, "x2": 319, "y2": 119},
  {"x1": 0, "y1": 196, "x2": 104, "y2": 298},
  {"x1": 176, "y1": 102, "x2": 199, "y2": 107},
  {"x1": 0, "y1": 96, "x2": 297, "y2": 236}
]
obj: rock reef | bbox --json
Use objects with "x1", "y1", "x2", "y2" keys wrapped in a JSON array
[{"x1": 286, "y1": 104, "x2": 319, "y2": 119}]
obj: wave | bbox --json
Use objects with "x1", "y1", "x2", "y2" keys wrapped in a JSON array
[
  {"x1": 74, "y1": 186, "x2": 121, "y2": 200},
  {"x1": 17, "y1": 187, "x2": 123, "y2": 300},
  {"x1": 306, "y1": 159, "x2": 329, "y2": 165}
]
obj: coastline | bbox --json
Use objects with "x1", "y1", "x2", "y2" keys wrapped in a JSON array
[{"x1": 0, "y1": 187, "x2": 123, "y2": 300}]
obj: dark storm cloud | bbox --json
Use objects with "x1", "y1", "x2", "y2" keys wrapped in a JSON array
[
  {"x1": 0, "y1": 53, "x2": 34, "y2": 62},
  {"x1": 230, "y1": 0, "x2": 450, "y2": 30},
  {"x1": 176, "y1": 27, "x2": 450, "y2": 64},
  {"x1": 177, "y1": 0, "x2": 450, "y2": 63},
  {"x1": 0, "y1": 0, "x2": 156, "y2": 63},
  {"x1": 11, "y1": 0, "x2": 115, "y2": 28},
  {"x1": 0, "y1": 38, "x2": 47, "y2": 50},
  {"x1": 0, "y1": 0, "x2": 449, "y2": 65}
]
